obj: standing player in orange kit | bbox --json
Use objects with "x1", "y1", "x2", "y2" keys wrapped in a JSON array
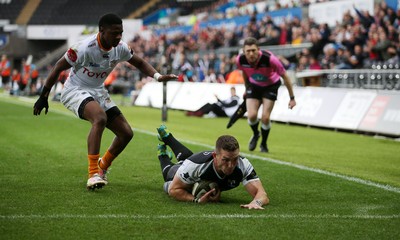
[{"x1": 33, "y1": 13, "x2": 177, "y2": 190}]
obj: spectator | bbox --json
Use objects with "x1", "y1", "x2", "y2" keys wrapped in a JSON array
[
  {"x1": 0, "y1": 54, "x2": 11, "y2": 91},
  {"x1": 29, "y1": 64, "x2": 39, "y2": 95},
  {"x1": 10, "y1": 69, "x2": 21, "y2": 95},
  {"x1": 186, "y1": 86, "x2": 241, "y2": 118},
  {"x1": 321, "y1": 43, "x2": 338, "y2": 69},
  {"x1": 372, "y1": 29, "x2": 392, "y2": 61},
  {"x1": 191, "y1": 53, "x2": 206, "y2": 82},
  {"x1": 19, "y1": 60, "x2": 30, "y2": 93},
  {"x1": 349, "y1": 44, "x2": 366, "y2": 69},
  {"x1": 335, "y1": 46, "x2": 353, "y2": 69},
  {"x1": 385, "y1": 45, "x2": 399, "y2": 66},
  {"x1": 177, "y1": 53, "x2": 194, "y2": 82}
]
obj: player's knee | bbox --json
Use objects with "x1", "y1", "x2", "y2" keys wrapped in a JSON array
[
  {"x1": 247, "y1": 114, "x2": 258, "y2": 122},
  {"x1": 92, "y1": 114, "x2": 108, "y2": 129},
  {"x1": 261, "y1": 118, "x2": 270, "y2": 125},
  {"x1": 122, "y1": 127, "x2": 134, "y2": 143}
]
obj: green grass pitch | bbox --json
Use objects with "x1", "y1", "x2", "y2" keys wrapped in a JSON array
[{"x1": 0, "y1": 93, "x2": 399, "y2": 239}]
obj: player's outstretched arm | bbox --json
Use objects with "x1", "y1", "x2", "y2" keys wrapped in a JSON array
[
  {"x1": 127, "y1": 55, "x2": 177, "y2": 82},
  {"x1": 33, "y1": 57, "x2": 71, "y2": 115},
  {"x1": 240, "y1": 180, "x2": 269, "y2": 210}
]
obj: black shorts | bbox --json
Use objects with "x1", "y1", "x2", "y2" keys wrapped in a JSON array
[
  {"x1": 246, "y1": 81, "x2": 281, "y2": 101},
  {"x1": 1, "y1": 76, "x2": 10, "y2": 85},
  {"x1": 78, "y1": 97, "x2": 122, "y2": 124}
]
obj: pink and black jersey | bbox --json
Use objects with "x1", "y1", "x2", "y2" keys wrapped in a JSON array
[{"x1": 236, "y1": 50, "x2": 285, "y2": 87}]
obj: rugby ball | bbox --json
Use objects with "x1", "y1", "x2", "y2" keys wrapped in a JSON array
[{"x1": 192, "y1": 180, "x2": 218, "y2": 199}]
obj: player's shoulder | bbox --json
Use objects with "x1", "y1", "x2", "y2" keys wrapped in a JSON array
[
  {"x1": 237, "y1": 53, "x2": 249, "y2": 67},
  {"x1": 187, "y1": 151, "x2": 213, "y2": 164},
  {"x1": 75, "y1": 34, "x2": 97, "y2": 49},
  {"x1": 238, "y1": 155, "x2": 253, "y2": 167},
  {"x1": 112, "y1": 40, "x2": 129, "y2": 50}
]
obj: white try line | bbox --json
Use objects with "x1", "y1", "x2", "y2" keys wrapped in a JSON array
[
  {"x1": 1, "y1": 213, "x2": 399, "y2": 220},
  {"x1": 137, "y1": 129, "x2": 400, "y2": 194},
  {"x1": 2, "y1": 95, "x2": 400, "y2": 194}
]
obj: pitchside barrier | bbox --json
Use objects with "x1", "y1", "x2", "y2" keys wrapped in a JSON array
[{"x1": 134, "y1": 81, "x2": 400, "y2": 137}]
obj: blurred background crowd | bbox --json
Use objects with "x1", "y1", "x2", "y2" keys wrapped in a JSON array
[{"x1": 1, "y1": 0, "x2": 399, "y2": 97}]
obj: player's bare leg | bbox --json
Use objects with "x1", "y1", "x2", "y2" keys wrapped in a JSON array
[
  {"x1": 106, "y1": 114, "x2": 133, "y2": 156},
  {"x1": 83, "y1": 101, "x2": 108, "y2": 190},
  {"x1": 95, "y1": 114, "x2": 133, "y2": 183}
]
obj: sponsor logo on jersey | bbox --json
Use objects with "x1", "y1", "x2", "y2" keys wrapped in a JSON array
[
  {"x1": 82, "y1": 67, "x2": 108, "y2": 79},
  {"x1": 251, "y1": 73, "x2": 267, "y2": 82},
  {"x1": 88, "y1": 42, "x2": 96, "y2": 48},
  {"x1": 103, "y1": 54, "x2": 110, "y2": 59},
  {"x1": 227, "y1": 179, "x2": 237, "y2": 188},
  {"x1": 67, "y1": 48, "x2": 77, "y2": 62},
  {"x1": 202, "y1": 151, "x2": 212, "y2": 156},
  {"x1": 181, "y1": 172, "x2": 190, "y2": 181}
]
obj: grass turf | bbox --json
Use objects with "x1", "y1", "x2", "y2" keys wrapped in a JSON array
[{"x1": 0, "y1": 94, "x2": 399, "y2": 239}]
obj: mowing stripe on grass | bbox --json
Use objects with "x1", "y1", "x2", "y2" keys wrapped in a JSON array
[
  {"x1": 1, "y1": 214, "x2": 399, "y2": 220},
  {"x1": 1, "y1": 95, "x2": 399, "y2": 194}
]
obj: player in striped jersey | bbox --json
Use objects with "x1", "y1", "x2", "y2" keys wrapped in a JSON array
[{"x1": 156, "y1": 125, "x2": 269, "y2": 209}]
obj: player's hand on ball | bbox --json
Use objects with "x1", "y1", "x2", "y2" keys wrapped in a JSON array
[
  {"x1": 33, "y1": 97, "x2": 49, "y2": 115},
  {"x1": 199, "y1": 188, "x2": 220, "y2": 203},
  {"x1": 208, "y1": 188, "x2": 221, "y2": 202},
  {"x1": 192, "y1": 181, "x2": 220, "y2": 203}
]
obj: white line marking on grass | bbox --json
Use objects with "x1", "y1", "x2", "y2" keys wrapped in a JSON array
[
  {"x1": 1, "y1": 214, "x2": 399, "y2": 220},
  {"x1": 136, "y1": 129, "x2": 400, "y2": 194}
]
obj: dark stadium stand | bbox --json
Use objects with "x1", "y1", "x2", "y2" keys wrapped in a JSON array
[
  {"x1": 24, "y1": 0, "x2": 215, "y2": 25},
  {"x1": 0, "y1": 0, "x2": 28, "y2": 24},
  {"x1": 1, "y1": 0, "x2": 399, "y2": 92},
  {"x1": 28, "y1": 0, "x2": 146, "y2": 25}
]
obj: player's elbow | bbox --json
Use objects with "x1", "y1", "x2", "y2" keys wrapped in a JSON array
[{"x1": 168, "y1": 188, "x2": 184, "y2": 201}]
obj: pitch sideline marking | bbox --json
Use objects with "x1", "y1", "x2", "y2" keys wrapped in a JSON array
[
  {"x1": 1, "y1": 95, "x2": 400, "y2": 194},
  {"x1": 1, "y1": 213, "x2": 399, "y2": 220}
]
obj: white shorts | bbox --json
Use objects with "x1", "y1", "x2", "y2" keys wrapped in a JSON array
[{"x1": 60, "y1": 83, "x2": 117, "y2": 119}]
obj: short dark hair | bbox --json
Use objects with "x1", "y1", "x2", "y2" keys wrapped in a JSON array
[
  {"x1": 98, "y1": 13, "x2": 122, "y2": 28},
  {"x1": 243, "y1": 37, "x2": 258, "y2": 47},
  {"x1": 216, "y1": 135, "x2": 239, "y2": 153}
]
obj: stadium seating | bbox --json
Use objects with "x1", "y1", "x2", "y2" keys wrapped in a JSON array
[
  {"x1": 28, "y1": 0, "x2": 147, "y2": 25},
  {"x1": 0, "y1": 0, "x2": 28, "y2": 24}
]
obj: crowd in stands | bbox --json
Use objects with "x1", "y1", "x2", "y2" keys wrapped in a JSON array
[
  {"x1": 1, "y1": 0, "x2": 399, "y2": 97},
  {"x1": 0, "y1": 54, "x2": 42, "y2": 96},
  {"x1": 123, "y1": 0, "x2": 400, "y2": 86}
]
